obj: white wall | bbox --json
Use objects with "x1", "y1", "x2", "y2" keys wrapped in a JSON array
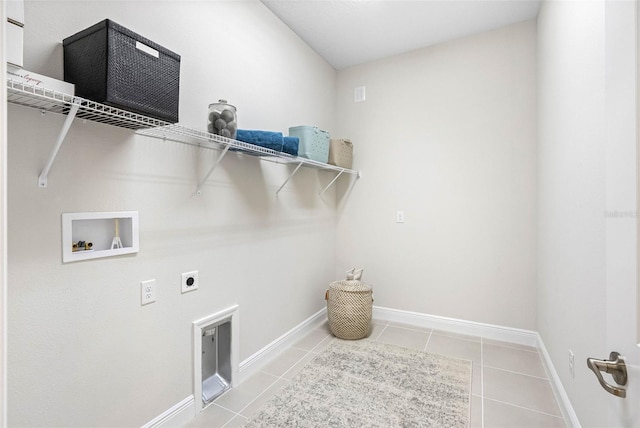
[
  {"x1": 537, "y1": 1, "x2": 609, "y2": 426},
  {"x1": 8, "y1": 1, "x2": 337, "y2": 426},
  {"x1": 334, "y1": 21, "x2": 538, "y2": 330}
]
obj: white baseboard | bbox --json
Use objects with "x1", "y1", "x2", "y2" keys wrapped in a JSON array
[
  {"x1": 146, "y1": 305, "x2": 580, "y2": 428},
  {"x1": 372, "y1": 305, "x2": 579, "y2": 428},
  {"x1": 536, "y1": 334, "x2": 582, "y2": 428},
  {"x1": 238, "y1": 308, "x2": 326, "y2": 383},
  {"x1": 141, "y1": 395, "x2": 194, "y2": 428},
  {"x1": 373, "y1": 305, "x2": 539, "y2": 347},
  {"x1": 143, "y1": 309, "x2": 325, "y2": 427}
]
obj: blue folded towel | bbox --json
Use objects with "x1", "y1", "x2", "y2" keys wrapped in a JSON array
[
  {"x1": 282, "y1": 136, "x2": 299, "y2": 156},
  {"x1": 236, "y1": 129, "x2": 283, "y2": 152}
]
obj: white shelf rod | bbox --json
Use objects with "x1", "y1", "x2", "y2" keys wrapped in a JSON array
[
  {"x1": 319, "y1": 170, "x2": 344, "y2": 196},
  {"x1": 38, "y1": 103, "x2": 80, "y2": 188},
  {"x1": 276, "y1": 161, "x2": 304, "y2": 195},
  {"x1": 196, "y1": 144, "x2": 231, "y2": 195}
]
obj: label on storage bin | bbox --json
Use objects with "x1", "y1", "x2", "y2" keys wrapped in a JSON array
[{"x1": 135, "y1": 41, "x2": 159, "y2": 58}]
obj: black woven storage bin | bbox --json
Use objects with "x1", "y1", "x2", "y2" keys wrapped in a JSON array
[{"x1": 63, "y1": 19, "x2": 180, "y2": 123}]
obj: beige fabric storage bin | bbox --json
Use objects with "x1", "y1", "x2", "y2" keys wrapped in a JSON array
[
  {"x1": 325, "y1": 277, "x2": 372, "y2": 340},
  {"x1": 328, "y1": 138, "x2": 353, "y2": 169}
]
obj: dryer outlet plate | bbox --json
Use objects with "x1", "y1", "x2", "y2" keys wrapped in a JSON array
[{"x1": 181, "y1": 271, "x2": 199, "y2": 293}]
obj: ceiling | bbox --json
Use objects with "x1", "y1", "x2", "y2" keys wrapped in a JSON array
[{"x1": 261, "y1": 0, "x2": 541, "y2": 70}]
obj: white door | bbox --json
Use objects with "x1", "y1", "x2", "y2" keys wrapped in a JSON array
[
  {"x1": 599, "y1": 1, "x2": 640, "y2": 426},
  {"x1": 0, "y1": 2, "x2": 8, "y2": 426}
]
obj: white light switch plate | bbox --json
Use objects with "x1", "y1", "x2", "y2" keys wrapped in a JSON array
[{"x1": 354, "y1": 86, "x2": 366, "y2": 103}]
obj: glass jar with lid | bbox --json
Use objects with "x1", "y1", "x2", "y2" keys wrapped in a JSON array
[{"x1": 207, "y1": 99, "x2": 237, "y2": 139}]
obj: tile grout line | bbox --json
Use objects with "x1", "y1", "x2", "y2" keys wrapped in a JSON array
[
  {"x1": 483, "y1": 364, "x2": 549, "y2": 380},
  {"x1": 237, "y1": 338, "x2": 329, "y2": 419},
  {"x1": 290, "y1": 345, "x2": 313, "y2": 352},
  {"x1": 278, "y1": 349, "x2": 317, "y2": 380},
  {"x1": 266, "y1": 337, "x2": 323, "y2": 379},
  {"x1": 430, "y1": 332, "x2": 482, "y2": 345},
  {"x1": 423, "y1": 329, "x2": 433, "y2": 352},
  {"x1": 482, "y1": 341, "x2": 539, "y2": 354},
  {"x1": 216, "y1": 333, "x2": 331, "y2": 425},
  {"x1": 375, "y1": 322, "x2": 390, "y2": 340},
  {"x1": 208, "y1": 402, "x2": 244, "y2": 425},
  {"x1": 482, "y1": 396, "x2": 566, "y2": 419},
  {"x1": 220, "y1": 412, "x2": 247, "y2": 428},
  {"x1": 227, "y1": 372, "x2": 286, "y2": 420},
  {"x1": 370, "y1": 321, "x2": 390, "y2": 341},
  {"x1": 309, "y1": 334, "x2": 333, "y2": 352},
  {"x1": 369, "y1": 324, "x2": 385, "y2": 341},
  {"x1": 288, "y1": 330, "x2": 332, "y2": 353},
  {"x1": 387, "y1": 323, "x2": 434, "y2": 334}
]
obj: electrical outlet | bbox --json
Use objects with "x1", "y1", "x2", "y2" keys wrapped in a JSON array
[
  {"x1": 569, "y1": 349, "x2": 575, "y2": 378},
  {"x1": 181, "y1": 271, "x2": 199, "y2": 293},
  {"x1": 141, "y1": 279, "x2": 156, "y2": 305},
  {"x1": 396, "y1": 210, "x2": 405, "y2": 223}
]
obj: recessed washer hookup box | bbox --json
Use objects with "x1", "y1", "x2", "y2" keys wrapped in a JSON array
[{"x1": 63, "y1": 19, "x2": 181, "y2": 123}]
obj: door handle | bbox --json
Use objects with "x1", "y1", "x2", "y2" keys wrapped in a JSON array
[{"x1": 586, "y1": 351, "x2": 627, "y2": 398}]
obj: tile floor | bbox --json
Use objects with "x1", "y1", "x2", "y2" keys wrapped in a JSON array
[{"x1": 185, "y1": 320, "x2": 567, "y2": 428}]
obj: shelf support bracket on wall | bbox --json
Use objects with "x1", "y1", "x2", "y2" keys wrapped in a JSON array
[
  {"x1": 319, "y1": 170, "x2": 345, "y2": 196},
  {"x1": 38, "y1": 103, "x2": 80, "y2": 188},
  {"x1": 196, "y1": 144, "x2": 231, "y2": 195},
  {"x1": 276, "y1": 161, "x2": 304, "y2": 195}
]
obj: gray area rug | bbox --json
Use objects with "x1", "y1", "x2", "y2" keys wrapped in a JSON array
[{"x1": 243, "y1": 339, "x2": 472, "y2": 427}]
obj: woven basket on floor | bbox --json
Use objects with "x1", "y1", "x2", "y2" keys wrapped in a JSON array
[{"x1": 325, "y1": 279, "x2": 373, "y2": 340}]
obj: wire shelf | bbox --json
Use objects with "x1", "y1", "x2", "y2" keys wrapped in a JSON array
[
  {"x1": 7, "y1": 78, "x2": 170, "y2": 130},
  {"x1": 137, "y1": 124, "x2": 294, "y2": 160},
  {"x1": 7, "y1": 78, "x2": 360, "y2": 191},
  {"x1": 137, "y1": 124, "x2": 358, "y2": 175}
]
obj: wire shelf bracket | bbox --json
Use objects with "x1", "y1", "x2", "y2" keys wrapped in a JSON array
[
  {"x1": 319, "y1": 169, "x2": 362, "y2": 196},
  {"x1": 8, "y1": 78, "x2": 170, "y2": 188},
  {"x1": 319, "y1": 170, "x2": 344, "y2": 196},
  {"x1": 38, "y1": 103, "x2": 80, "y2": 188},
  {"x1": 196, "y1": 144, "x2": 231, "y2": 195},
  {"x1": 276, "y1": 161, "x2": 304, "y2": 196}
]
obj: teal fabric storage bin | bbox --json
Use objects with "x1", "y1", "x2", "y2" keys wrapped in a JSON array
[{"x1": 288, "y1": 126, "x2": 330, "y2": 163}]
